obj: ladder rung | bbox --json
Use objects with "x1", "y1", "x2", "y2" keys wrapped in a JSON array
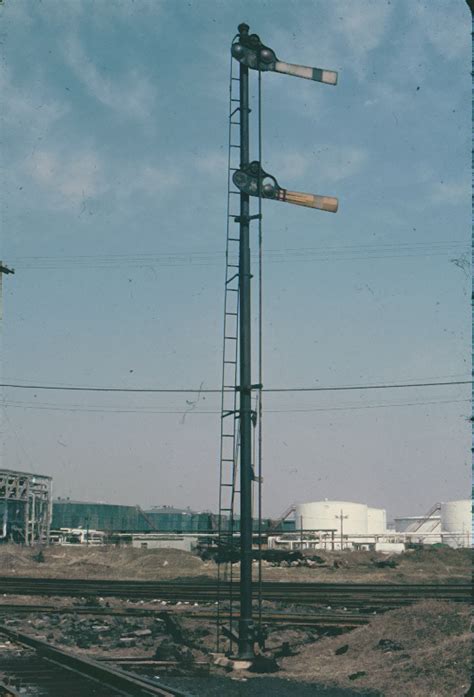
[
  {"x1": 230, "y1": 145, "x2": 239, "y2": 149},
  {"x1": 222, "y1": 434, "x2": 234, "y2": 438},
  {"x1": 226, "y1": 273, "x2": 238, "y2": 285},
  {"x1": 231, "y1": 98, "x2": 239, "y2": 102},
  {"x1": 221, "y1": 458, "x2": 235, "y2": 462},
  {"x1": 225, "y1": 312, "x2": 238, "y2": 316},
  {"x1": 231, "y1": 77, "x2": 240, "y2": 81},
  {"x1": 226, "y1": 288, "x2": 238, "y2": 292},
  {"x1": 224, "y1": 360, "x2": 237, "y2": 365},
  {"x1": 221, "y1": 483, "x2": 234, "y2": 488},
  {"x1": 224, "y1": 337, "x2": 237, "y2": 341},
  {"x1": 230, "y1": 121, "x2": 240, "y2": 126},
  {"x1": 229, "y1": 237, "x2": 239, "y2": 241},
  {"x1": 229, "y1": 191, "x2": 240, "y2": 195},
  {"x1": 227, "y1": 264, "x2": 239, "y2": 268}
]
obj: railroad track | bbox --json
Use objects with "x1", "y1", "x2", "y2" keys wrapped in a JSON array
[
  {"x1": 0, "y1": 625, "x2": 190, "y2": 697},
  {"x1": 0, "y1": 577, "x2": 469, "y2": 606},
  {"x1": 0, "y1": 603, "x2": 369, "y2": 628}
]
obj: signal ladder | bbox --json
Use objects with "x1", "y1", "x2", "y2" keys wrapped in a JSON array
[{"x1": 216, "y1": 47, "x2": 244, "y2": 654}]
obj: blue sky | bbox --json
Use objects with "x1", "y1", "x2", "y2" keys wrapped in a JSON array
[{"x1": 0, "y1": 0, "x2": 471, "y2": 520}]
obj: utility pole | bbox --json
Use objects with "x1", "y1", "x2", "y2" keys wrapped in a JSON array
[
  {"x1": 0, "y1": 263, "x2": 15, "y2": 322},
  {"x1": 336, "y1": 509, "x2": 348, "y2": 551},
  {"x1": 0, "y1": 263, "x2": 14, "y2": 473},
  {"x1": 230, "y1": 24, "x2": 338, "y2": 659}
]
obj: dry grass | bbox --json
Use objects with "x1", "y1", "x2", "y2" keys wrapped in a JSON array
[
  {"x1": 261, "y1": 547, "x2": 471, "y2": 583},
  {"x1": 280, "y1": 600, "x2": 471, "y2": 697},
  {"x1": 0, "y1": 546, "x2": 470, "y2": 585},
  {"x1": 0, "y1": 546, "x2": 210, "y2": 580}
]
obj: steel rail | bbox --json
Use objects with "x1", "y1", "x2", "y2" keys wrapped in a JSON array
[
  {"x1": 0, "y1": 603, "x2": 369, "y2": 627},
  {"x1": 0, "y1": 576, "x2": 469, "y2": 603},
  {"x1": 0, "y1": 625, "x2": 191, "y2": 697}
]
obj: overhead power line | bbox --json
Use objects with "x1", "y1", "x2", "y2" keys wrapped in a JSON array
[
  {"x1": 2, "y1": 397, "x2": 469, "y2": 415},
  {"x1": 9, "y1": 240, "x2": 469, "y2": 269},
  {"x1": 0, "y1": 379, "x2": 471, "y2": 394}
]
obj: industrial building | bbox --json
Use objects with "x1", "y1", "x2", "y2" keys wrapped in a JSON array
[
  {"x1": 50, "y1": 499, "x2": 293, "y2": 539},
  {"x1": 51, "y1": 500, "x2": 218, "y2": 535},
  {"x1": 46, "y1": 495, "x2": 472, "y2": 551},
  {"x1": 0, "y1": 468, "x2": 52, "y2": 545},
  {"x1": 269, "y1": 498, "x2": 471, "y2": 551}
]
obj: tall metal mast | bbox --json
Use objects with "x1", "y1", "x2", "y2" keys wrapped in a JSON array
[
  {"x1": 0, "y1": 263, "x2": 15, "y2": 323},
  {"x1": 0, "y1": 263, "x2": 14, "y2": 472},
  {"x1": 236, "y1": 23, "x2": 254, "y2": 660},
  {"x1": 230, "y1": 24, "x2": 339, "y2": 659}
]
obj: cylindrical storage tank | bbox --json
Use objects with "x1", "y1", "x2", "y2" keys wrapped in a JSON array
[
  {"x1": 367, "y1": 507, "x2": 387, "y2": 534},
  {"x1": 441, "y1": 500, "x2": 471, "y2": 548},
  {"x1": 295, "y1": 501, "x2": 368, "y2": 535}
]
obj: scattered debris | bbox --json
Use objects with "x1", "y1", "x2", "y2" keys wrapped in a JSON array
[
  {"x1": 376, "y1": 638, "x2": 404, "y2": 652},
  {"x1": 348, "y1": 671, "x2": 366, "y2": 680},
  {"x1": 335, "y1": 644, "x2": 349, "y2": 655}
]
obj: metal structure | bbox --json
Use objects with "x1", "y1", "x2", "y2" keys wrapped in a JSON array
[
  {"x1": 0, "y1": 468, "x2": 52, "y2": 545},
  {"x1": 52, "y1": 500, "x2": 217, "y2": 533},
  {"x1": 217, "y1": 23, "x2": 338, "y2": 659}
]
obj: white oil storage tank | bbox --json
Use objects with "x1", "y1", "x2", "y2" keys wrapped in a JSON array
[
  {"x1": 295, "y1": 501, "x2": 368, "y2": 536},
  {"x1": 441, "y1": 500, "x2": 471, "y2": 548},
  {"x1": 367, "y1": 507, "x2": 387, "y2": 534}
]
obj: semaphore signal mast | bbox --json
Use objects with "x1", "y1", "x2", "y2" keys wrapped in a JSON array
[{"x1": 217, "y1": 23, "x2": 339, "y2": 661}]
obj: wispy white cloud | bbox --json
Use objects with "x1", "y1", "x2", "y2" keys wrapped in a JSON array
[
  {"x1": 0, "y1": 67, "x2": 69, "y2": 138},
  {"x1": 27, "y1": 149, "x2": 104, "y2": 208},
  {"x1": 268, "y1": 151, "x2": 312, "y2": 181},
  {"x1": 125, "y1": 164, "x2": 182, "y2": 198},
  {"x1": 407, "y1": 2, "x2": 470, "y2": 61},
  {"x1": 315, "y1": 146, "x2": 369, "y2": 184},
  {"x1": 269, "y1": 0, "x2": 393, "y2": 82},
  {"x1": 330, "y1": 0, "x2": 394, "y2": 78},
  {"x1": 267, "y1": 145, "x2": 368, "y2": 192},
  {"x1": 23, "y1": 144, "x2": 184, "y2": 213},
  {"x1": 431, "y1": 179, "x2": 470, "y2": 206},
  {"x1": 63, "y1": 36, "x2": 156, "y2": 121},
  {"x1": 195, "y1": 152, "x2": 228, "y2": 176}
]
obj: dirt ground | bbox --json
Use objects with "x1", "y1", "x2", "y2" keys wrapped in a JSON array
[
  {"x1": 279, "y1": 600, "x2": 471, "y2": 697},
  {"x1": 0, "y1": 545, "x2": 470, "y2": 583},
  {"x1": 0, "y1": 599, "x2": 469, "y2": 697}
]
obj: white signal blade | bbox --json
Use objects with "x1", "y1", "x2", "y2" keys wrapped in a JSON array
[
  {"x1": 274, "y1": 61, "x2": 337, "y2": 85},
  {"x1": 277, "y1": 189, "x2": 338, "y2": 213}
]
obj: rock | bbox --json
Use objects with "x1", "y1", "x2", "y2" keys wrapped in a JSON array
[
  {"x1": 158, "y1": 612, "x2": 186, "y2": 643},
  {"x1": 274, "y1": 641, "x2": 298, "y2": 658},
  {"x1": 374, "y1": 558, "x2": 398, "y2": 568},
  {"x1": 119, "y1": 637, "x2": 136, "y2": 647},
  {"x1": 154, "y1": 638, "x2": 178, "y2": 660},
  {"x1": 348, "y1": 671, "x2": 366, "y2": 681},
  {"x1": 248, "y1": 655, "x2": 280, "y2": 673},
  {"x1": 335, "y1": 644, "x2": 349, "y2": 655},
  {"x1": 377, "y1": 638, "x2": 405, "y2": 652},
  {"x1": 132, "y1": 629, "x2": 152, "y2": 638}
]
